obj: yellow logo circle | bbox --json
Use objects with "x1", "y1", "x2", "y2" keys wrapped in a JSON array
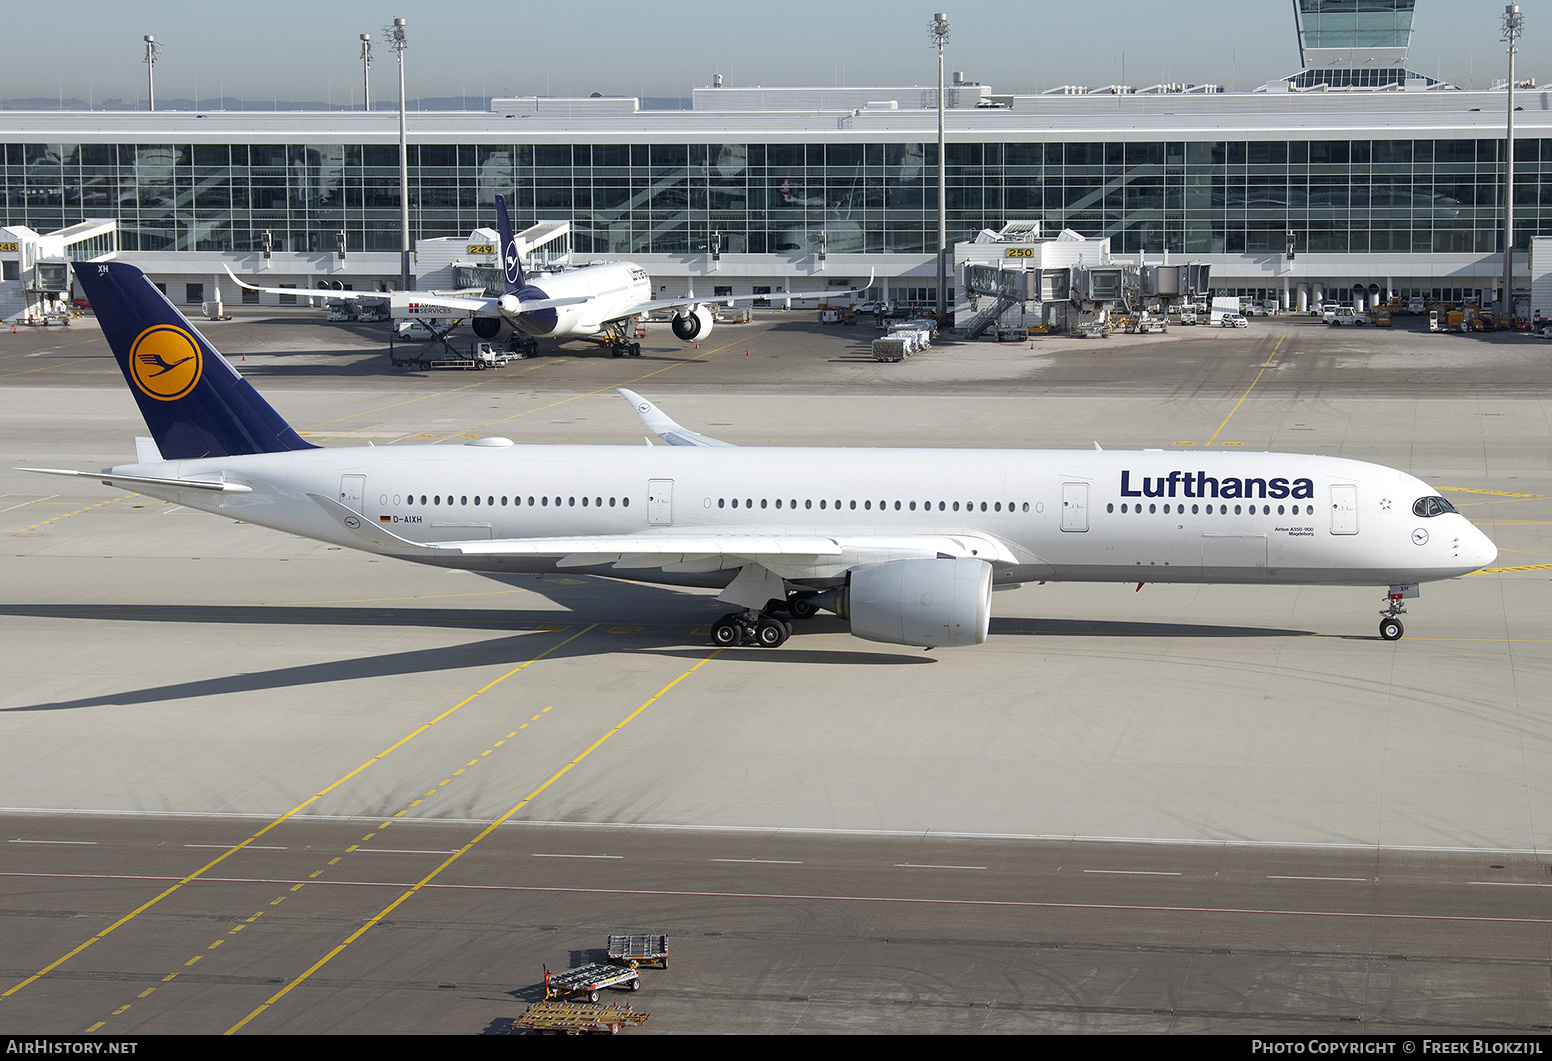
[{"x1": 129, "y1": 326, "x2": 202, "y2": 401}]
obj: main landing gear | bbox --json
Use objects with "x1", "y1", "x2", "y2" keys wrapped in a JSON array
[
  {"x1": 709, "y1": 594, "x2": 820, "y2": 648},
  {"x1": 600, "y1": 320, "x2": 642, "y2": 358}
]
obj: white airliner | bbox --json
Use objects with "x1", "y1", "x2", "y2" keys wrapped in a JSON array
[
  {"x1": 25, "y1": 263, "x2": 1497, "y2": 648},
  {"x1": 226, "y1": 195, "x2": 872, "y2": 358}
]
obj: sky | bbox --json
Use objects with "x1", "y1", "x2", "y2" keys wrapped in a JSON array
[{"x1": 1, "y1": 0, "x2": 1546, "y2": 107}]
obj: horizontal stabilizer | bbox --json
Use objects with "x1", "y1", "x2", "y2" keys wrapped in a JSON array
[{"x1": 19, "y1": 467, "x2": 253, "y2": 493}]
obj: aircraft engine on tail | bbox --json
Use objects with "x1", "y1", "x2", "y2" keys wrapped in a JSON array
[
  {"x1": 828, "y1": 557, "x2": 993, "y2": 648},
  {"x1": 671, "y1": 305, "x2": 714, "y2": 341}
]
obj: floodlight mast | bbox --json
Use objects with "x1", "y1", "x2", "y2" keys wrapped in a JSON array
[
  {"x1": 1502, "y1": 3, "x2": 1523, "y2": 320},
  {"x1": 360, "y1": 34, "x2": 372, "y2": 113},
  {"x1": 929, "y1": 13, "x2": 949, "y2": 321},
  {"x1": 143, "y1": 35, "x2": 162, "y2": 113},
  {"x1": 388, "y1": 17, "x2": 410, "y2": 291}
]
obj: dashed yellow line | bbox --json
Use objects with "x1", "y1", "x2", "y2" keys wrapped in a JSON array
[
  {"x1": 1477, "y1": 563, "x2": 1552, "y2": 573},
  {"x1": 225, "y1": 647, "x2": 721, "y2": 1035},
  {"x1": 13, "y1": 494, "x2": 134, "y2": 533},
  {"x1": 4, "y1": 623, "x2": 595, "y2": 1006}
]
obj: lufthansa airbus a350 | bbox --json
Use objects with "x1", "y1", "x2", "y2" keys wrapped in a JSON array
[
  {"x1": 227, "y1": 195, "x2": 872, "y2": 359},
  {"x1": 25, "y1": 262, "x2": 1497, "y2": 648}
]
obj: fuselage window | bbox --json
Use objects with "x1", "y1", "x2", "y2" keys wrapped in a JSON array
[
  {"x1": 761, "y1": 499, "x2": 768, "y2": 509},
  {"x1": 460, "y1": 496, "x2": 467, "y2": 506},
  {"x1": 609, "y1": 497, "x2": 616, "y2": 507},
  {"x1": 895, "y1": 501, "x2": 901, "y2": 511},
  {"x1": 1192, "y1": 504, "x2": 1200, "y2": 514},
  {"x1": 805, "y1": 500, "x2": 812, "y2": 510},
  {"x1": 1022, "y1": 503, "x2": 1029, "y2": 513},
  {"x1": 434, "y1": 495, "x2": 441, "y2": 505},
  {"x1": 542, "y1": 496, "x2": 549, "y2": 506},
  {"x1": 622, "y1": 497, "x2": 629, "y2": 507},
  {"x1": 718, "y1": 498, "x2": 725, "y2": 508},
  {"x1": 582, "y1": 496, "x2": 588, "y2": 506},
  {"x1": 474, "y1": 496, "x2": 481, "y2": 506},
  {"x1": 1149, "y1": 503, "x2": 1157, "y2": 514},
  {"x1": 939, "y1": 502, "x2": 946, "y2": 512},
  {"x1": 527, "y1": 496, "x2": 535, "y2": 506},
  {"x1": 501, "y1": 496, "x2": 508, "y2": 506},
  {"x1": 1107, "y1": 503, "x2": 1115, "y2": 513},
  {"x1": 776, "y1": 499, "x2": 782, "y2": 509}
]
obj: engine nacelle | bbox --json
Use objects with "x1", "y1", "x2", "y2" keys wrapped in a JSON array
[
  {"x1": 671, "y1": 305, "x2": 714, "y2": 341},
  {"x1": 835, "y1": 557, "x2": 992, "y2": 648},
  {"x1": 497, "y1": 294, "x2": 521, "y2": 316},
  {"x1": 472, "y1": 316, "x2": 502, "y2": 340}
]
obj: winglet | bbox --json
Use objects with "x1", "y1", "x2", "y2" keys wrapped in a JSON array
[{"x1": 618, "y1": 389, "x2": 735, "y2": 448}]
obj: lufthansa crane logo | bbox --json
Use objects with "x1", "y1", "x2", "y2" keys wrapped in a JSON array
[
  {"x1": 504, "y1": 237, "x2": 522, "y2": 286},
  {"x1": 128, "y1": 325, "x2": 202, "y2": 401}
]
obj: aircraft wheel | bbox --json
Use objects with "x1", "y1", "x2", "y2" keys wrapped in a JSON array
[
  {"x1": 1380, "y1": 617, "x2": 1404, "y2": 641},
  {"x1": 630, "y1": 342, "x2": 641, "y2": 357},
  {"x1": 711, "y1": 616, "x2": 741, "y2": 647},
  {"x1": 755, "y1": 617, "x2": 790, "y2": 648},
  {"x1": 787, "y1": 595, "x2": 819, "y2": 620},
  {"x1": 611, "y1": 345, "x2": 623, "y2": 358}
]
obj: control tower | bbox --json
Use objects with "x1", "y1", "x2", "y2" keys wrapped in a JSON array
[{"x1": 1288, "y1": 0, "x2": 1444, "y2": 89}]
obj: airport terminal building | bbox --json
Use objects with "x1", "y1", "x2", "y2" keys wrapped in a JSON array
[{"x1": 1, "y1": 5, "x2": 1549, "y2": 316}]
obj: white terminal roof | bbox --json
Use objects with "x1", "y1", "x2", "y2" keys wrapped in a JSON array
[{"x1": 0, "y1": 84, "x2": 1548, "y2": 143}]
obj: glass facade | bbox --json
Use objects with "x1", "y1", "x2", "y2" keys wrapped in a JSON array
[
  {"x1": 1297, "y1": 0, "x2": 1416, "y2": 52},
  {"x1": 5, "y1": 135, "x2": 1550, "y2": 258}
]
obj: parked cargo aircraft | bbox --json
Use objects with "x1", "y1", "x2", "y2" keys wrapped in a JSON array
[
  {"x1": 25, "y1": 263, "x2": 1497, "y2": 647},
  {"x1": 227, "y1": 195, "x2": 872, "y2": 358}
]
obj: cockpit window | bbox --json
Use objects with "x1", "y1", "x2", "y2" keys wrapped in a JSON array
[{"x1": 1412, "y1": 495, "x2": 1457, "y2": 518}]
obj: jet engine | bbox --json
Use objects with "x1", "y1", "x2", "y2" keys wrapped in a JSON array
[
  {"x1": 826, "y1": 557, "x2": 992, "y2": 648},
  {"x1": 472, "y1": 316, "x2": 502, "y2": 340},
  {"x1": 671, "y1": 305, "x2": 714, "y2": 341}
]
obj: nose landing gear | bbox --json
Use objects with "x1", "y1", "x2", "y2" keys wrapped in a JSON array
[{"x1": 1379, "y1": 584, "x2": 1416, "y2": 640}]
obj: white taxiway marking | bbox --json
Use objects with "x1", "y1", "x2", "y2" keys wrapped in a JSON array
[
  {"x1": 895, "y1": 863, "x2": 986, "y2": 870},
  {"x1": 532, "y1": 853, "x2": 623, "y2": 859},
  {"x1": 710, "y1": 858, "x2": 803, "y2": 864},
  {"x1": 9, "y1": 839, "x2": 96, "y2": 845},
  {"x1": 1083, "y1": 869, "x2": 1182, "y2": 876},
  {"x1": 1267, "y1": 875, "x2": 1369, "y2": 882}
]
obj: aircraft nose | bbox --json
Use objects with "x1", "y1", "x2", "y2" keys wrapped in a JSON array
[{"x1": 1467, "y1": 524, "x2": 1498, "y2": 571}]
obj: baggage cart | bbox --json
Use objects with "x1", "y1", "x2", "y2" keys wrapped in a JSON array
[
  {"x1": 543, "y1": 962, "x2": 641, "y2": 1003},
  {"x1": 512, "y1": 1000, "x2": 650, "y2": 1035},
  {"x1": 607, "y1": 933, "x2": 669, "y2": 969}
]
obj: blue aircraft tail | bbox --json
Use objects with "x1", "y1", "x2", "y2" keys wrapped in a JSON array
[
  {"x1": 74, "y1": 261, "x2": 317, "y2": 460},
  {"x1": 495, "y1": 194, "x2": 526, "y2": 294}
]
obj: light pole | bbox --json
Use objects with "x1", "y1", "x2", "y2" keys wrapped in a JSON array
[
  {"x1": 143, "y1": 35, "x2": 162, "y2": 112},
  {"x1": 388, "y1": 17, "x2": 410, "y2": 291},
  {"x1": 929, "y1": 12, "x2": 949, "y2": 321},
  {"x1": 360, "y1": 34, "x2": 372, "y2": 113},
  {"x1": 1502, "y1": 4, "x2": 1523, "y2": 320}
]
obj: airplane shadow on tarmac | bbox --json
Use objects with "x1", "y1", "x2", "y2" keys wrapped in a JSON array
[{"x1": 0, "y1": 591, "x2": 1313, "y2": 713}]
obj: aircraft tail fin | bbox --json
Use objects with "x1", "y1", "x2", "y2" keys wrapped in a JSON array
[
  {"x1": 495, "y1": 194, "x2": 526, "y2": 294},
  {"x1": 73, "y1": 262, "x2": 317, "y2": 460}
]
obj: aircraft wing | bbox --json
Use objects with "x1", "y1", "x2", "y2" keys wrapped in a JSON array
[
  {"x1": 222, "y1": 266, "x2": 495, "y2": 314},
  {"x1": 310, "y1": 493, "x2": 1017, "y2": 579},
  {"x1": 626, "y1": 269, "x2": 877, "y2": 317},
  {"x1": 618, "y1": 388, "x2": 734, "y2": 447}
]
